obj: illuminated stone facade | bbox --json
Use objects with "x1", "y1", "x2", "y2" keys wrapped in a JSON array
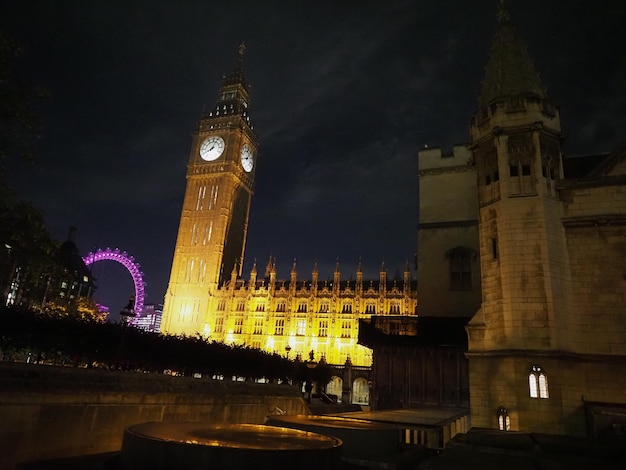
[
  {"x1": 204, "y1": 259, "x2": 416, "y2": 367},
  {"x1": 161, "y1": 45, "x2": 417, "y2": 367},
  {"x1": 161, "y1": 44, "x2": 257, "y2": 338},
  {"x1": 422, "y1": 4, "x2": 626, "y2": 436}
]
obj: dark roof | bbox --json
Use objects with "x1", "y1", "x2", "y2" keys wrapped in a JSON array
[
  {"x1": 58, "y1": 239, "x2": 92, "y2": 281},
  {"x1": 562, "y1": 153, "x2": 610, "y2": 179},
  {"x1": 479, "y1": 3, "x2": 546, "y2": 108},
  {"x1": 358, "y1": 316, "x2": 470, "y2": 349}
]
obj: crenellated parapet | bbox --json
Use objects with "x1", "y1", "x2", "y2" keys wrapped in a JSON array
[{"x1": 206, "y1": 258, "x2": 418, "y2": 367}]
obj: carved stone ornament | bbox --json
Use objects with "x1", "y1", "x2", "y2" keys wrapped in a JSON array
[
  {"x1": 474, "y1": 143, "x2": 497, "y2": 172},
  {"x1": 540, "y1": 135, "x2": 560, "y2": 162},
  {"x1": 507, "y1": 134, "x2": 535, "y2": 163}
]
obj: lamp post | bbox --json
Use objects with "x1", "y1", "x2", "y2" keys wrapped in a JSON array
[
  {"x1": 285, "y1": 344, "x2": 292, "y2": 359},
  {"x1": 116, "y1": 296, "x2": 136, "y2": 368},
  {"x1": 305, "y1": 349, "x2": 317, "y2": 404}
]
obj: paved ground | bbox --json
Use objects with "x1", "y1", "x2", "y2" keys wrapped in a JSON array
[{"x1": 334, "y1": 406, "x2": 469, "y2": 427}]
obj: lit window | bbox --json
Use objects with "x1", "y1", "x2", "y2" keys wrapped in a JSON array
[
  {"x1": 529, "y1": 365, "x2": 549, "y2": 399},
  {"x1": 365, "y1": 304, "x2": 376, "y2": 314},
  {"x1": 296, "y1": 319, "x2": 306, "y2": 336},
  {"x1": 217, "y1": 301, "x2": 225, "y2": 311},
  {"x1": 256, "y1": 304, "x2": 265, "y2": 312},
  {"x1": 276, "y1": 302, "x2": 286, "y2": 312},
  {"x1": 214, "y1": 317, "x2": 224, "y2": 333},
  {"x1": 342, "y1": 304, "x2": 352, "y2": 313},
  {"x1": 274, "y1": 318, "x2": 284, "y2": 335},
  {"x1": 297, "y1": 303, "x2": 307, "y2": 313},
  {"x1": 253, "y1": 319, "x2": 263, "y2": 335},
  {"x1": 236, "y1": 301, "x2": 245, "y2": 311},
  {"x1": 234, "y1": 318, "x2": 243, "y2": 334},
  {"x1": 319, "y1": 303, "x2": 329, "y2": 313},
  {"x1": 318, "y1": 320, "x2": 328, "y2": 337},
  {"x1": 497, "y1": 407, "x2": 510, "y2": 431},
  {"x1": 341, "y1": 321, "x2": 351, "y2": 338}
]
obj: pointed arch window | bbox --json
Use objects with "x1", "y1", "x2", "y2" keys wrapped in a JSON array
[
  {"x1": 446, "y1": 246, "x2": 475, "y2": 290},
  {"x1": 529, "y1": 365, "x2": 549, "y2": 399},
  {"x1": 497, "y1": 407, "x2": 510, "y2": 431}
]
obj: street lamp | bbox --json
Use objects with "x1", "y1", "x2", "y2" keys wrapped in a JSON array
[
  {"x1": 305, "y1": 349, "x2": 317, "y2": 403},
  {"x1": 285, "y1": 344, "x2": 292, "y2": 359},
  {"x1": 116, "y1": 296, "x2": 136, "y2": 368}
]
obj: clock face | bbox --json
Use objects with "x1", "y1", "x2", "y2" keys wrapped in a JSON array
[
  {"x1": 240, "y1": 144, "x2": 254, "y2": 172},
  {"x1": 199, "y1": 136, "x2": 225, "y2": 161}
]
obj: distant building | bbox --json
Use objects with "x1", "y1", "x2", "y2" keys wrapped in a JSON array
[
  {"x1": 420, "y1": 4, "x2": 626, "y2": 437},
  {"x1": 57, "y1": 227, "x2": 95, "y2": 302},
  {"x1": 198, "y1": 258, "x2": 416, "y2": 367},
  {"x1": 161, "y1": 44, "x2": 417, "y2": 368},
  {"x1": 134, "y1": 303, "x2": 162, "y2": 333}
]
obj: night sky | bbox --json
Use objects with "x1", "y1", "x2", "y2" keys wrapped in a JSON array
[{"x1": 3, "y1": 1, "x2": 625, "y2": 319}]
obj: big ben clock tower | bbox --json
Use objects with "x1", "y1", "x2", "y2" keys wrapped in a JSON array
[{"x1": 161, "y1": 44, "x2": 258, "y2": 335}]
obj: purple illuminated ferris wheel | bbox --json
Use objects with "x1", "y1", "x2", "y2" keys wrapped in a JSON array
[{"x1": 82, "y1": 248, "x2": 146, "y2": 317}]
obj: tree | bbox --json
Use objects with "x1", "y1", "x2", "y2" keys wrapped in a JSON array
[
  {"x1": 0, "y1": 31, "x2": 57, "y2": 309},
  {"x1": 0, "y1": 187, "x2": 61, "y2": 308}
]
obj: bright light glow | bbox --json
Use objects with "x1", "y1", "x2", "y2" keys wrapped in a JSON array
[
  {"x1": 529, "y1": 373, "x2": 538, "y2": 398},
  {"x1": 538, "y1": 373, "x2": 549, "y2": 398},
  {"x1": 529, "y1": 365, "x2": 549, "y2": 399},
  {"x1": 498, "y1": 413, "x2": 510, "y2": 431}
]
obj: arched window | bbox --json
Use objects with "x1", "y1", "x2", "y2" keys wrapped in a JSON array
[
  {"x1": 326, "y1": 376, "x2": 343, "y2": 403},
  {"x1": 529, "y1": 365, "x2": 549, "y2": 399},
  {"x1": 446, "y1": 247, "x2": 475, "y2": 291},
  {"x1": 352, "y1": 377, "x2": 369, "y2": 405},
  {"x1": 497, "y1": 406, "x2": 510, "y2": 431}
]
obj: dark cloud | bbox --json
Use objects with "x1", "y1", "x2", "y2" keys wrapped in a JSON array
[{"x1": 3, "y1": 0, "x2": 625, "y2": 316}]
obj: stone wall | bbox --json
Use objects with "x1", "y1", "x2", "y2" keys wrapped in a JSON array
[
  {"x1": 417, "y1": 145, "x2": 482, "y2": 318},
  {"x1": 0, "y1": 363, "x2": 308, "y2": 468},
  {"x1": 467, "y1": 353, "x2": 626, "y2": 436},
  {"x1": 561, "y1": 180, "x2": 626, "y2": 356}
]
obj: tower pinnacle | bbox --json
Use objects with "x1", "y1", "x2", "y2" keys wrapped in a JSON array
[
  {"x1": 223, "y1": 41, "x2": 247, "y2": 89},
  {"x1": 479, "y1": 1, "x2": 546, "y2": 108}
]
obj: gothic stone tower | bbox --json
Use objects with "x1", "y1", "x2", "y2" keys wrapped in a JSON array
[
  {"x1": 465, "y1": 4, "x2": 576, "y2": 433},
  {"x1": 161, "y1": 44, "x2": 257, "y2": 335}
]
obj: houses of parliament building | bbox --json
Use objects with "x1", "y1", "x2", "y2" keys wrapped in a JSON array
[
  {"x1": 161, "y1": 2, "x2": 626, "y2": 438},
  {"x1": 159, "y1": 44, "x2": 417, "y2": 368}
]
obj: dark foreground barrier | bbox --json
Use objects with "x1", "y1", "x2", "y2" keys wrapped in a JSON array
[{"x1": 0, "y1": 363, "x2": 307, "y2": 468}]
